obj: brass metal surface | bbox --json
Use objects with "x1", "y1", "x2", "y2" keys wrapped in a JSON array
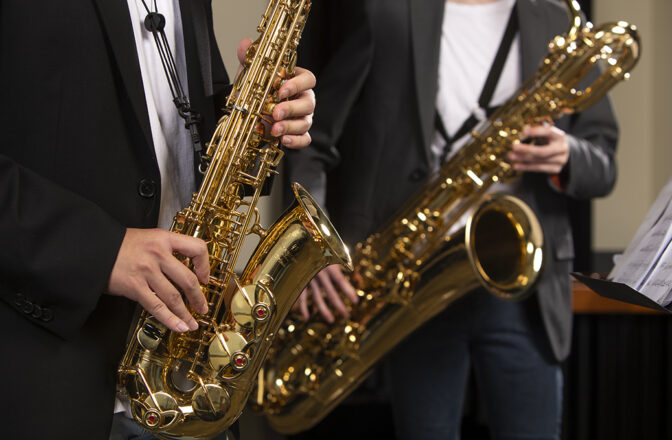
[
  {"x1": 117, "y1": 2, "x2": 354, "y2": 438},
  {"x1": 256, "y1": 0, "x2": 639, "y2": 434}
]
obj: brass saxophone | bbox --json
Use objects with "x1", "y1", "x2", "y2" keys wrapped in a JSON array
[
  {"x1": 255, "y1": 0, "x2": 640, "y2": 434},
  {"x1": 117, "y1": 1, "x2": 352, "y2": 439}
]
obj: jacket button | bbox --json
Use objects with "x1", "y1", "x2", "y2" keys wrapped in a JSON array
[
  {"x1": 409, "y1": 168, "x2": 427, "y2": 182},
  {"x1": 41, "y1": 307, "x2": 54, "y2": 322},
  {"x1": 22, "y1": 300, "x2": 34, "y2": 315},
  {"x1": 138, "y1": 179, "x2": 157, "y2": 198},
  {"x1": 31, "y1": 305, "x2": 43, "y2": 319},
  {"x1": 14, "y1": 293, "x2": 25, "y2": 307}
]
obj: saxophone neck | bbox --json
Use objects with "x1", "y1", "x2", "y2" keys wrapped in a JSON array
[{"x1": 564, "y1": 0, "x2": 586, "y2": 40}]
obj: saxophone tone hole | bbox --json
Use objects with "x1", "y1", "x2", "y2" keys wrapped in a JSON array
[
  {"x1": 192, "y1": 384, "x2": 230, "y2": 421},
  {"x1": 169, "y1": 360, "x2": 198, "y2": 393}
]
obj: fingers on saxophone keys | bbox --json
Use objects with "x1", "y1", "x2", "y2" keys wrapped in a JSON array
[
  {"x1": 281, "y1": 131, "x2": 311, "y2": 149},
  {"x1": 168, "y1": 234, "x2": 210, "y2": 284},
  {"x1": 298, "y1": 289, "x2": 310, "y2": 321},
  {"x1": 330, "y1": 266, "x2": 358, "y2": 305},
  {"x1": 318, "y1": 269, "x2": 350, "y2": 319},
  {"x1": 277, "y1": 67, "x2": 316, "y2": 100},
  {"x1": 311, "y1": 279, "x2": 335, "y2": 324},
  {"x1": 160, "y1": 254, "x2": 208, "y2": 316},
  {"x1": 151, "y1": 276, "x2": 199, "y2": 331},
  {"x1": 272, "y1": 115, "x2": 313, "y2": 138},
  {"x1": 273, "y1": 93, "x2": 315, "y2": 122},
  {"x1": 137, "y1": 283, "x2": 195, "y2": 334}
]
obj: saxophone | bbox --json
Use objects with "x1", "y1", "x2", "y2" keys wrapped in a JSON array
[
  {"x1": 255, "y1": 0, "x2": 640, "y2": 434},
  {"x1": 117, "y1": 1, "x2": 352, "y2": 439}
]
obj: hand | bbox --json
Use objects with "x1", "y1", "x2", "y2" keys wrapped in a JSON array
[
  {"x1": 508, "y1": 124, "x2": 570, "y2": 174},
  {"x1": 107, "y1": 228, "x2": 210, "y2": 333},
  {"x1": 237, "y1": 38, "x2": 316, "y2": 149},
  {"x1": 296, "y1": 264, "x2": 359, "y2": 323}
]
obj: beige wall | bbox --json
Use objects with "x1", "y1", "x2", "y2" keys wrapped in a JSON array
[
  {"x1": 211, "y1": 1, "x2": 268, "y2": 75},
  {"x1": 593, "y1": 0, "x2": 672, "y2": 252}
]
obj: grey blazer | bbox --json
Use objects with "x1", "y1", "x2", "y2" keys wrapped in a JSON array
[{"x1": 284, "y1": 0, "x2": 618, "y2": 361}]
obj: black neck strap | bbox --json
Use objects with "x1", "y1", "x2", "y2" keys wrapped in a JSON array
[
  {"x1": 436, "y1": 3, "x2": 519, "y2": 161},
  {"x1": 139, "y1": 0, "x2": 206, "y2": 171}
]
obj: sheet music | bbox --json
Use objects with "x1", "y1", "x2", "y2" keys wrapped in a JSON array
[
  {"x1": 609, "y1": 176, "x2": 672, "y2": 279},
  {"x1": 609, "y1": 176, "x2": 672, "y2": 306},
  {"x1": 640, "y1": 256, "x2": 672, "y2": 305}
]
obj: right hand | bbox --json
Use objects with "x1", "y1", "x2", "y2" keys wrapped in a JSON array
[
  {"x1": 296, "y1": 264, "x2": 359, "y2": 323},
  {"x1": 107, "y1": 228, "x2": 210, "y2": 333}
]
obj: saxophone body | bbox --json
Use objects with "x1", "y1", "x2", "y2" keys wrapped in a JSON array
[
  {"x1": 118, "y1": 1, "x2": 353, "y2": 439},
  {"x1": 256, "y1": 0, "x2": 640, "y2": 434}
]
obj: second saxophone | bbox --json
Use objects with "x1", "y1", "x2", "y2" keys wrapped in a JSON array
[{"x1": 255, "y1": 0, "x2": 640, "y2": 434}]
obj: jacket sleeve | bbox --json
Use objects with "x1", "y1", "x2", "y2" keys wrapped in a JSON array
[
  {"x1": 559, "y1": 86, "x2": 619, "y2": 200},
  {"x1": 0, "y1": 156, "x2": 126, "y2": 340},
  {"x1": 282, "y1": 0, "x2": 374, "y2": 208}
]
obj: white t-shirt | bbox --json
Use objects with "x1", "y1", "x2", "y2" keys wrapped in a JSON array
[
  {"x1": 430, "y1": 0, "x2": 521, "y2": 167},
  {"x1": 430, "y1": 0, "x2": 523, "y2": 233}
]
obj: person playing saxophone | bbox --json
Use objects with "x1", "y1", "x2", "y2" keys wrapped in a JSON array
[
  {"x1": 0, "y1": 1, "x2": 317, "y2": 438},
  {"x1": 284, "y1": 0, "x2": 618, "y2": 438}
]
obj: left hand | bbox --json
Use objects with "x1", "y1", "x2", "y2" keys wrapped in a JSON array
[
  {"x1": 508, "y1": 124, "x2": 570, "y2": 174},
  {"x1": 237, "y1": 38, "x2": 316, "y2": 149},
  {"x1": 293, "y1": 264, "x2": 359, "y2": 323}
]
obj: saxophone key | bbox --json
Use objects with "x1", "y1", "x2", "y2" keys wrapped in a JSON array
[
  {"x1": 137, "y1": 319, "x2": 167, "y2": 351},
  {"x1": 192, "y1": 383, "x2": 231, "y2": 422},
  {"x1": 208, "y1": 330, "x2": 250, "y2": 375},
  {"x1": 131, "y1": 391, "x2": 180, "y2": 430},
  {"x1": 231, "y1": 284, "x2": 273, "y2": 327}
]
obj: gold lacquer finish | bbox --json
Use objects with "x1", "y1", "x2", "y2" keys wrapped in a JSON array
[
  {"x1": 118, "y1": 2, "x2": 353, "y2": 439},
  {"x1": 256, "y1": 0, "x2": 639, "y2": 434}
]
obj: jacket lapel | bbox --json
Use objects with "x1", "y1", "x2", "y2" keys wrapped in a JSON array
[
  {"x1": 408, "y1": 0, "x2": 446, "y2": 164},
  {"x1": 518, "y1": 0, "x2": 568, "y2": 79},
  {"x1": 91, "y1": 0, "x2": 153, "y2": 152},
  {"x1": 180, "y1": 0, "x2": 214, "y2": 98}
]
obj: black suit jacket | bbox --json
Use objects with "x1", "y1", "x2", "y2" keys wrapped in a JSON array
[
  {"x1": 0, "y1": 1, "x2": 229, "y2": 438},
  {"x1": 284, "y1": 0, "x2": 618, "y2": 362}
]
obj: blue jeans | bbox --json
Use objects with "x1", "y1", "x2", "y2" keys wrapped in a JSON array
[{"x1": 386, "y1": 288, "x2": 563, "y2": 440}]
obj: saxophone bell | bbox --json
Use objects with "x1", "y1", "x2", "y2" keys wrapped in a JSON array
[{"x1": 465, "y1": 194, "x2": 544, "y2": 301}]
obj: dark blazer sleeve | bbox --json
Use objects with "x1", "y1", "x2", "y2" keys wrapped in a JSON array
[
  {"x1": 282, "y1": 0, "x2": 374, "y2": 208},
  {"x1": 562, "y1": 95, "x2": 618, "y2": 199},
  {"x1": 0, "y1": 156, "x2": 126, "y2": 339}
]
